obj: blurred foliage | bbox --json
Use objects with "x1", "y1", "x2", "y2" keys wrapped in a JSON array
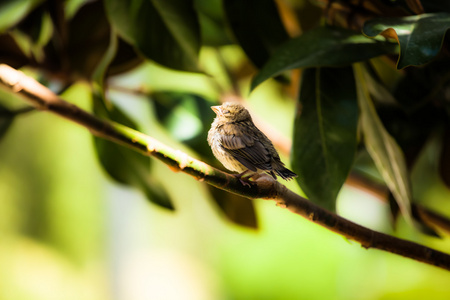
[{"x1": 1, "y1": 0, "x2": 450, "y2": 298}]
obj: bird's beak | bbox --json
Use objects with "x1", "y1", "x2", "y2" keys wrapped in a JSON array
[{"x1": 211, "y1": 105, "x2": 221, "y2": 115}]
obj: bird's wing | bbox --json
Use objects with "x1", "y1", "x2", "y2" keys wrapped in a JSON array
[{"x1": 220, "y1": 133, "x2": 273, "y2": 172}]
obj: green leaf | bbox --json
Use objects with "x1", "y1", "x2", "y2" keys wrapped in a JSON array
[
  {"x1": 223, "y1": 0, "x2": 289, "y2": 68},
  {"x1": 65, "y1": 1, "x2": 115, "y2": 79},
  {"x1": 104, "y1": 0, "x2": 201, "y2": 72},
  {"x1": 251, "y1": 26, "x2": 398, "y2": 90},
  {"x1": 363, "y1": 13, "x2": 450, "y2": 69},
  {"x1": 91, "y1": 32, "x2": 173, "y2": 210},
  {"x1": 0, "y1": 0, "x2": 43, "y2": 33},
  {"x1": 195, "y1": 0, "x2": 231, "y2": 46},
  {"x1": 92, "y1": 30, "x2": 118, "y2": 86},
  {"x1": 208, "y1": 186, "x2": 258, "y2": 229},
  {"x1": 93, "y1": 95, "x2": 174, "y2": 210},
  {"x1": 354, "y1": 63, "x2": 412, "y2": 223},
  {"x1": 292, "y1": 67, "x2": 358, "y2": 211}
]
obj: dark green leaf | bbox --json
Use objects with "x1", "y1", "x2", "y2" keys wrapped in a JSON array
[
  {"x1": 422, "y1": 1, "x2": 450, "y2": 13},
  {"x1": 0, "y1": 0, "x2": 43, "y2": 33},
  {"x1": 354, "y1": 63, "x2": 412, "y2": 223},
  {"x1": 292, "y1": 67, "x2": 358, "y2": 211},
  {"x1": 94, "y1": 133, "x2": 173, "y2": 209},
  {"x1": 223, "y1": 0, "x2": 289, "y2": 68},
  {"x1": 208, "y1": 186, "x2": 258, "y2": 228},
  {"x1": 195, "y1": 0, "x2": 231, "y2": 46},
  {"x1": 93, "y1": 95, "x2": 174, "y2": 210},
  {"x1": 66, "y1": 0, "x2": 111, "y2": 79},
  {"x1": 251, "y1": 26, "x2": 398, "y2": 90},
  {"x1": 91, "y1": 33, "x2": 173, "y2": 210},
  {"x1": 363, "y1": 13, "x2": 450, "y2": 69},
  {"x1": 92, "y1": 30, "x2": 118, "y2": 86},
  {"x1": 7, "y1": 3, "x2": 53, "y2": 64},
  {"x1": 104, "y1": 0, "x2": 201, "y2": 72}
]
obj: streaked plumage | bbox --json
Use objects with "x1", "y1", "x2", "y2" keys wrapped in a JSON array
[{"x1": 207, "y1": 102, "x2": 297, "y2": 181}]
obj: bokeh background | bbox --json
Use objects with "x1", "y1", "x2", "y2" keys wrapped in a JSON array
[
  {"x1": 1, "y1": 54, "x2": 450, "y2": 300},
  {"x1": 2, "y1": 0, "x2": 450, "y2": 299}
]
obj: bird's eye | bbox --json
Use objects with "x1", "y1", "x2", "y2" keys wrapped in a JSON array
[{"x1": 222, "y1": 109, "x2": 230, "y2": 114}]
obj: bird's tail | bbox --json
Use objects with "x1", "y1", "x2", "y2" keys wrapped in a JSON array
[{"x1": 272, "y1": 162, "x2": 297, "y2": 180}]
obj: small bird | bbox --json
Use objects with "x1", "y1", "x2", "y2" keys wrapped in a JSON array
[{"x1": 207, "y1": 102, "x2": 297, "y2": 183}]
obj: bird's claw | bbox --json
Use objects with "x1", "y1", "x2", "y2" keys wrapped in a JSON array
[{"x1": 233, "y1": 170, "x2": 254, "y2": 187}]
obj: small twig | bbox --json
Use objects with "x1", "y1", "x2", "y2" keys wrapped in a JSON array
[
  {"x1": 347, "y1": 171, "x2": 450, "y2": 235},
  {"x1": 1, "y1": 63, "x2": 450, "y2": 271}
]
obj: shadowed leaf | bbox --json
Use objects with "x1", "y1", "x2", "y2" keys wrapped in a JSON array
[
  {"x1": 251, "y1": 26, "x2": 398, "y2": 90},
  {"x1": 104, "y1": 0, "x2": 201, "y2": 72},
  {"x1": 223, "y1": 0, "x2": 289, "y2": 68},
  {"x1": 354, "y1": 63, "x2": 412, "y2": 223},
  {"x1": 91, "y1": 30, "x2": 174, "y2": 210},
  {"x1": 292, "y1": 67, "x2": 358, "y2": 211},
  {"x1": 363, "y1": 13, "x2": 450, "y2": 69}
]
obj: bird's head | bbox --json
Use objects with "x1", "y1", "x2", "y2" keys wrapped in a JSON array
[{"x1": 211, "y1": 102, "x2": 251, "y2": 123}]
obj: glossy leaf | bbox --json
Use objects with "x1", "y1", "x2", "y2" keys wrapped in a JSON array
[
  {"x1": 104, "y1": 0, "x2": 200, "y2": 72},
  {"x1": 354, "y1": 63, "x2": 412, "y2": 222},
  {"x1": 251, "y1": 26, "x2": 398, "y2": 90},
  {"x1": 223, "y1": 0, "x2": 289, "y2": 68},
  {"x1": 363, "y1": 13, "x2": 450, "y2": 69},
  {"x1": 292, "y1": 67, "x2": 358, "y2": 211}
]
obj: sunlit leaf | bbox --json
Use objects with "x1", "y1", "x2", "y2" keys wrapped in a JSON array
[
  {"x1": 104, "y1": 0, "x2": 201, "y2": 72},
  {"x1": 363, "y1": 13, "x2": 450, "y2": 69},
  {"x1": 354, "y1": 63, "x2": 412, "y2": 223},
  {"x1": 223, "y1": 0, "x2": 289, "y2": 68},
  {"x1": 251, "y1": 26, "x2": 398, "y2": 90},
  {"x1": 292, "y1": 67, "x2": 358, "y2": 211},
  {"x1": 0, "y1": 0, "x2": 43, "y2": 33}
]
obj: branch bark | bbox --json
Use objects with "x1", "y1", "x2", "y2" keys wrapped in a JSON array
[{"x1": 1, "y1": 64, "x2": 450, "y2": 271}]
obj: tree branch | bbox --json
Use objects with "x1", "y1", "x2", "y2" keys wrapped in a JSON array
[{"x1": 1, "y1": 64, "x2": 450, "y2": 271}]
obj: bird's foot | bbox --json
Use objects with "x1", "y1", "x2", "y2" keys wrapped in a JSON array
[{"x1": 234, "y1": 170, "x2": 255, "y2": 187}]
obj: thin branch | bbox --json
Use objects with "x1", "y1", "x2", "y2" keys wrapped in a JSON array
[{"x1": 1, "y1": 64, "x2": 450, "y2": 271}]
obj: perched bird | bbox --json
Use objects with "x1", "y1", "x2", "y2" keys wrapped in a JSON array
[{"x1": 207, "y1": 102, "x2": 297, "y2": 182}]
